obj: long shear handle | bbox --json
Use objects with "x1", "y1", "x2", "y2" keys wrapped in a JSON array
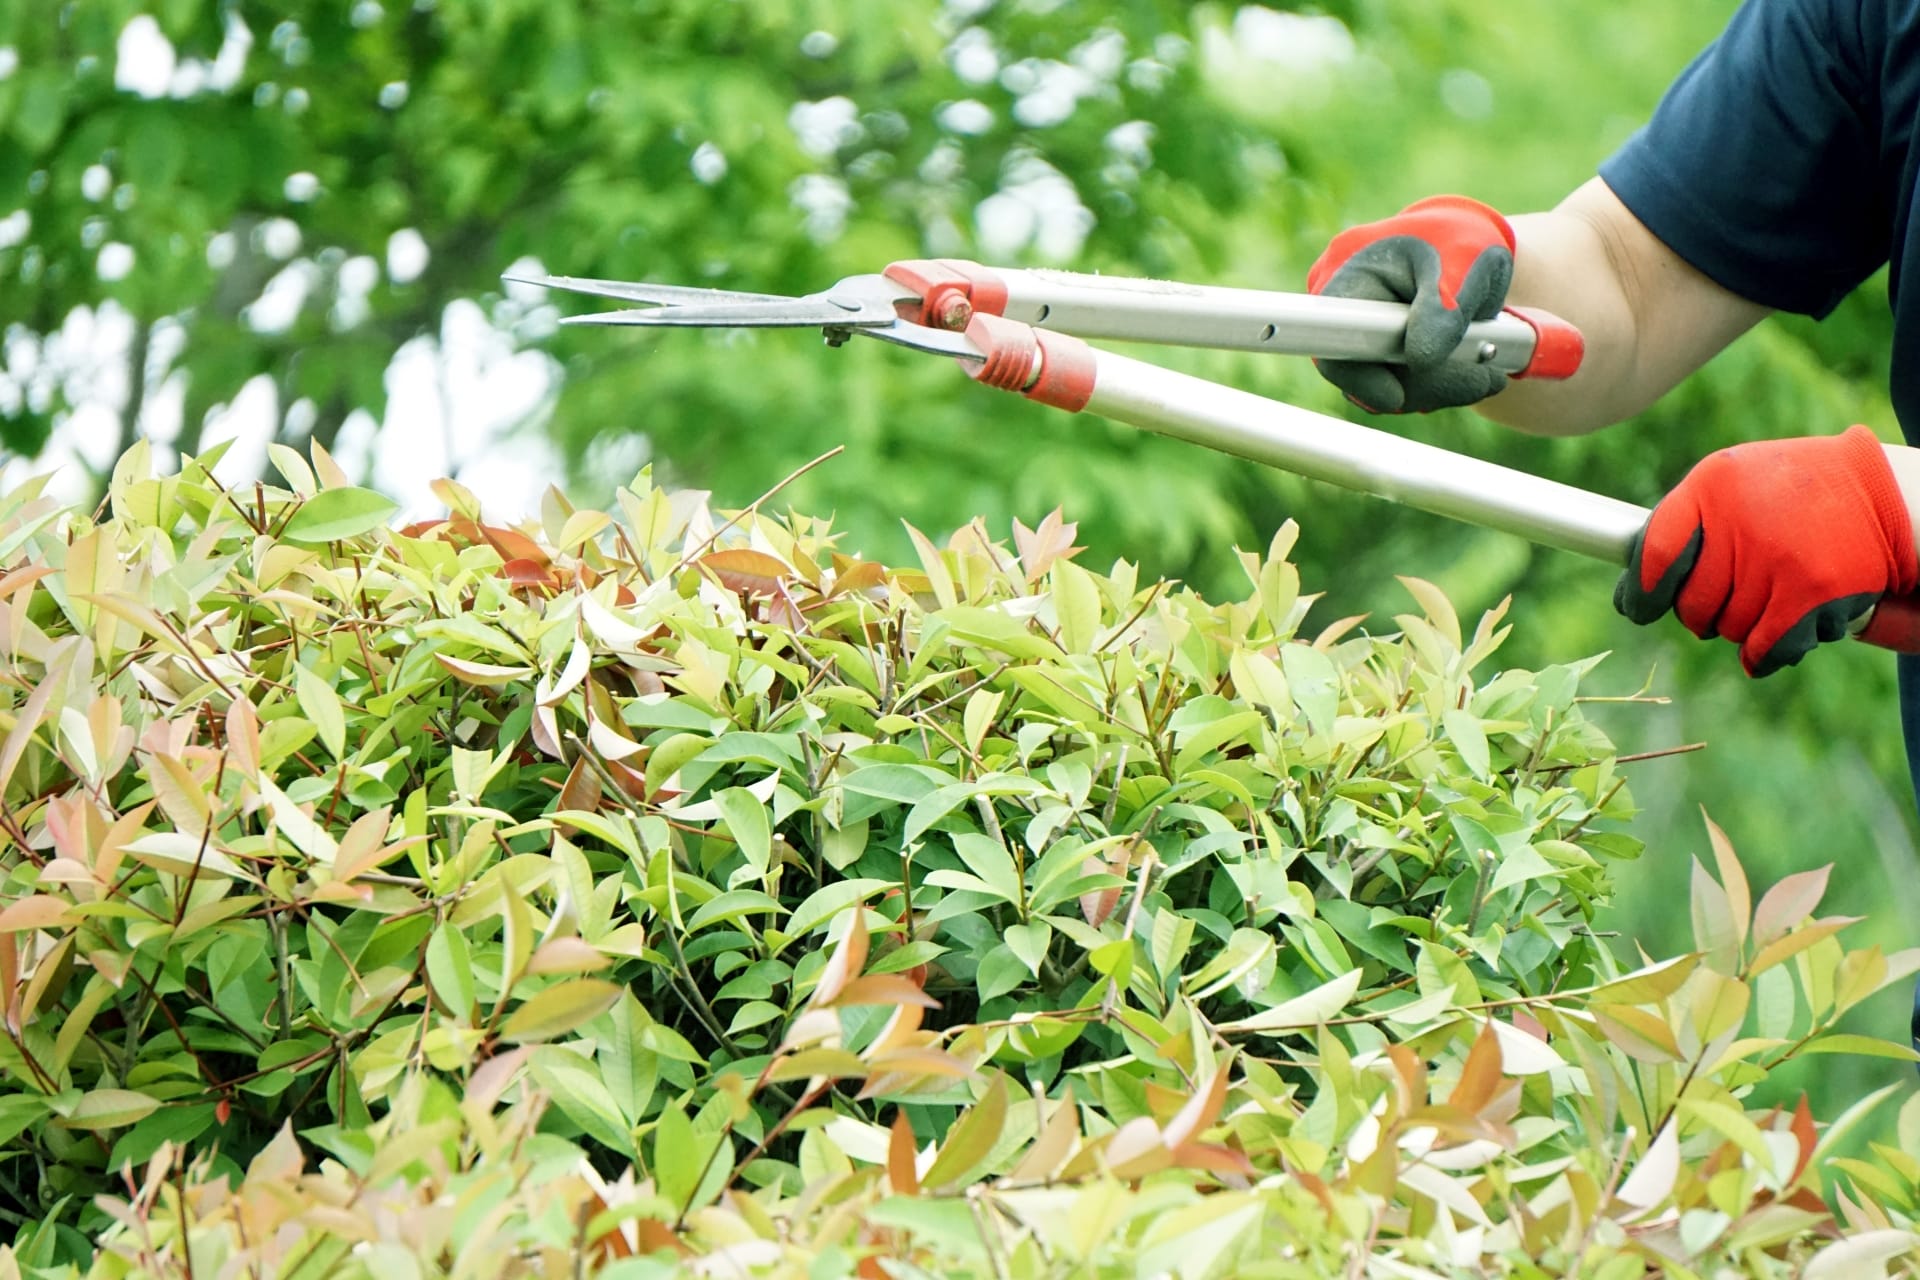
[{"x1": 962, "y1": 316, "x2": 1920, "y2": 656}]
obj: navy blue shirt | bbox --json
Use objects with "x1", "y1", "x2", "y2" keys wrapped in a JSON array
[{"x1": 1598, "y1": 0, "x2": 1920, "y2": 805}]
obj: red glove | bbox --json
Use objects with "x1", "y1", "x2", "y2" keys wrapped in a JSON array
[
  {"x1": 1614, "y1": 427, "x2": 1918, "y2": 676},
  {"x1": 1307, "y1": 196, "x2": 1516, "y2": 413}
]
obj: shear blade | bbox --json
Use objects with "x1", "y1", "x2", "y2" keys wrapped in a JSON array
[
  {"x1": 503, "y1": 272, "x2": 793, "y2": 308},
  {"x1": 559, "y1": 299, "x2": 889, "y2": 328}
]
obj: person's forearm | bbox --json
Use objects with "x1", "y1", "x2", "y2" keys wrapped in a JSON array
[
  {"x1": 1884, "y1": 444, "x2": 1920, "y2": 564},
  {"x1": 1477, "y1": 178, "x2": 1769, "y2": 436}
]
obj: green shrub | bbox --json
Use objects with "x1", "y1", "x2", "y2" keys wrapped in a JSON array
[{"x1": 1, "y1": 441, "x2": 1918, "y2": 1278}]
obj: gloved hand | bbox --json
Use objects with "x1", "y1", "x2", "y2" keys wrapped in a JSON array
[
  {"x1": 1307, "y1": 195, "x2": 1515, "y2": 413},
  {"x1": 1615, "y1": 427, "x2": 1918, "y2": 676}
]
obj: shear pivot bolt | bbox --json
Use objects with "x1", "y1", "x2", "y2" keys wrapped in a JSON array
[
  {"x1": 933, "y1": 294, "x2": 973, "y2": 329},
  {"x1": 1477, "y1": 341, "x2": 1499, "y2": 363}
]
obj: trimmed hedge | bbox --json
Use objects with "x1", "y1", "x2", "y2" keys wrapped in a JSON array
[{"x1": 0, "y1": 441, "x2": 1916, "y2": 1278}]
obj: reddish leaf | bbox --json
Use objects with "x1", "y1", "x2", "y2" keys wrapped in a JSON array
[
  {"x1": 833, "y1": 975, "x2": 941, "y2": 1009},
  {"x1": 831, "y1": 558, "x2": 887, "y2": 596},
  {"x1": 557, "y1": 756, "x2": 604, "y2": 817},
  {"x1": 767, "y1": 582, "x2": 807, "y2": 630},
  {"x1": 1012, "y1": 508, "x2": 1084, "y2": 583},
  {"x1": 866, "y1": 999, "x2": 925, "y2": 1056},
  {"x1": 699, "y1": 549, "x2": 791, "y2": 596},
  {"x1": 1753, "y1": 866, "x2": 1832, "y2": 946},
  {"x1": 1447, "y1": 1020, "x2": 1502, "y2": 1113},
  {"x1": 526, "y1": 937, "x2": 611, "y2": 975},
  {"x1": 1161, "y1": 1056, "x2": 1233, "y2": 1149},
  {"x1": 0, "y1": 896, "x2": 73, "y2": 933},
  {"x1": 1386, "y1": 1043, "x2": 1429, "y2": 1113},
  {"x1": 1079, "y1": 851, "x2": 1126, "y2": 928},
  {"x1": 471, "y1": 520, "x2": 550, "y2": 566},
  {"x1": 1789, "y1": 1093, "x2": 1817, "y2": 1185},
  {"x1": 637, "y1": 1219, "x2": 688, "y2": 1258},
  {"x1": 810, "y1": 909, "x2": 870, "y2": 1008},
  {"x1": 1593, "y1": 1006, "x2": 1682, "y2": 1063},
  {"x1": 888, "y1": 1108, "x2": 919, "y2": 1195},
  {"x1": 602, "y1": 757, "x2": 655, "y2": 802},
  {"x1": 1168, "y1": 1141, "x2": 1255, "y2": 1178},
  {"x1": 501, "y1": 558, "x2": 560, "y2": 592}
]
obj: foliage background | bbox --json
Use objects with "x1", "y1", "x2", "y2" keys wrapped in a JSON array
[{"x1": 3, "y1": 0, "x2": 1914, "y2": 1132}]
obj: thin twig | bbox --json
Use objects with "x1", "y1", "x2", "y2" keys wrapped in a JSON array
[{"x1": 665, "y1": 446, "x2": 846, "y2": 579}]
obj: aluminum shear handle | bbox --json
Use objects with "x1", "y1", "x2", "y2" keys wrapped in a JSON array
[{"x1": 514, "y1": 264, "x2": 1920, "y2": 654}]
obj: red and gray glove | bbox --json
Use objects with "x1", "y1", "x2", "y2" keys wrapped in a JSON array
[
  {"x1": 1307, "y1": 195, "x2": 1516, "y2": 413},
  {"x1": 1615, "y1": 427, "x2": 1918, "y2": 676}
]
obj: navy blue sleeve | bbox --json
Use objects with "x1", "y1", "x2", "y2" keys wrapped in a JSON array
[{"x1": 1599, "y1": 0, "x2": 1889, "y2": 318}]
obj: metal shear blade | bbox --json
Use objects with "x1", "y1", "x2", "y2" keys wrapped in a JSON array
[
  {"x1": 502, "y1": 272, "x2": 794, "y2": 308},
  {"x1": 556, "y1": 300, "x2": 875, "y2": 328},
  {"x1": 508, "y1": 270, "x2": 984, "y2": 359},
  {"x1": 513, "y1": 271, "x2": 915, "y2": 327}
]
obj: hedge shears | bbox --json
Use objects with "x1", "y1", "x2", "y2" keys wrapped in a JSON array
[{"x1": 507, "y1": 258, "x2": 1920, "y2": 653}]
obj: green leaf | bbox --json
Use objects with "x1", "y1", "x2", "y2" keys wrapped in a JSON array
[
  {"x1": 66, "y1": 1089, "x2": 161, "y2": 1131},
  {"x1": 530, "y1": 1047, "x2": 634, "y2": 1156},
  {"x1": 976, "y1": 948, "x2": 1027, "y2": 1002},
  {"x1": 951, "y1": 832, "x2": 1022, "y2": 905},
  {"x1": 686, "y1": 889, "x2": 784, "y2": 932},
  {"x1": 427, "y1": 924, "x2": 475, "y2": 1018},
  {"x1": 1797, "y1": 1033, "x2": 1920, "y2": 1061},
  {"x1": 108, "y1": 1104, "x2": 218, "y2": 1173},
  {"x1": 655, "y1": 1105, "x2": 700, "y2": 1210},
  {"x1": 1004, "y1": 921, "x2": 1052, "y2": 978},
  {"x1": 501, "y1": 979, "x2": 624, "y2": 1044},
  {"x1": 843, "y1": 763, "x2": 946, "y2": 806},
  {"x1": 281, "y1": 486, "x2": 399, "y2": 544},
  {"x1": 713, "y1": 786, "x2": 772, "y2": 881},
  {"x1": 787, "y1": 879, "x2": 893, "y2": 941},
  {"x1": 602, "y1": 994, "x2": 658, "y2": 1126},
  {"x1": 1281, "y1": 644, "x2": 1340, "y2": 736},
  {"x1": 1441, "y1": 709, "x2": 1490, "y2": 779}
]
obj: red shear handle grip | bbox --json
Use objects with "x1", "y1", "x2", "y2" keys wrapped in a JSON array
[
  {"x1": 1856, "y1": 593, "x2": 1920, "y2": 654},
  {"x1": 1504, "y1": 306, "x2": 1584, "y2": 381}
]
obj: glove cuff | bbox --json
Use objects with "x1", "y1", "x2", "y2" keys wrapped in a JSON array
[
  {"x1": 1841, "y1": 424, "x2": 1920, "y2": 594},
  {"x1": 1400, "y1": 195, "x2": 1517, "y2": 253}
]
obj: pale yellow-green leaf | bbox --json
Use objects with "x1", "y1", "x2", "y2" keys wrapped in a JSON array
[
  {"x1": 1702, "y1": 810, "x2": 1750, "y2": 953},
  {"x1": 309, "y1": 438, "x2": 352, "y2": 489},
  {"x1": 557, "y1": 509, "x2": 612, "y2": 553},
  {"x1": 1216, "y1": 968, "x2": 1362, "y2": 1034},
  {"x1": 268, "y1": 442, "x2": 316, "y2": 496},
  {"x1": 1050, "y1": 558, "x2": 1101, "y2": 654},
  {"x1": 435, "y1": 655, "x2": 536, "y2": 687},
  {"x1": 1396, "y1": 575, "x2": 1460, "y2": 650},
  {"x1": 500, "y1": 978, "x2": 624, "y2": 1044},
  {"x1": 295, "y1": 662, "x2": 347, "y2": 760},
  {"x1": 903, "y1": 522, "x2": 957, "y2": 609}
]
